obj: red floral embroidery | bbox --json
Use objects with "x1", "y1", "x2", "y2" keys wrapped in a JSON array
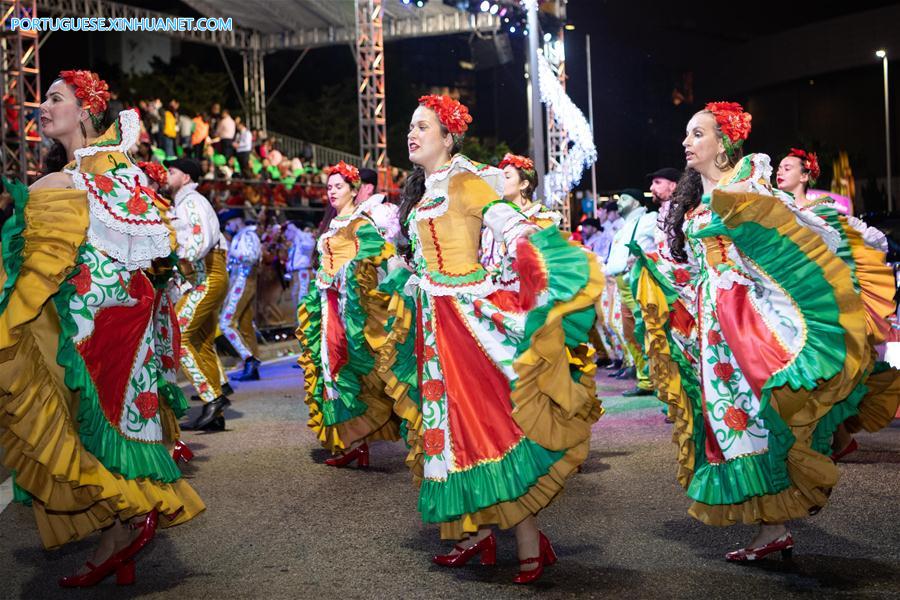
[
  {"x1": 161, "y1": 355, "x2": 176, "y2": 370},
  {"x1": 707, "y1": 329, "x2": 723, "y2": 346},
  {"x1": 194, "y1": 285, "x2": 206, "y2": 293},
  {"x1": 724, "y1": 406, "x2": 749, "y2": 431},
  {"x1": 422, "y1": 379, "x2": 445, "y2": 402},
  {"x1": 423, "y1": 428, "x2": 445, "y2": 456},
  {"x1": 673, "y1": 268, "x2": 691, "y2": 285},
  {"x1": 70, "y1": 263, "x2": 92, "y2": 295},
  {"x1": 126, "y1": 193, "x2": 148, "y2": 216},
  {"x1": 198, "y1": 382, "x2": 209, "y2": 393},
  {"x1": 490, "y1": 312, "x2": 507, "y2": 335},
  {"x1": 160, "y1": 326, "x2": 169, "y2": 340},
  {"x1": 423, "y1": 346, "x2": 437, "y2": 362},
  {"x1": 179, "y1": 347, "x2": 188, "y2": 358},
  {"x1": 713, "y1": 361, "x2": 735, "y2": 382},
  {"x1": 94, "y1": 174, "x2": 115, "y2": 194},
  {"x1": 613, "y1": 312, "x2": 621, "y2": 320},
  {"x1": 135, "y1": 392, "x2": 159, "y2": 419},
  {"x1": 646, "y1": 251, "x2": 660, "y2": 262},
  {"x1": 192, "y1": 224, "x2": 202, "y2": 235},
  {"x1": 143, "y1": 349, "x2": 154, "y2": 365},
  {"x1": 178, "y1": 316, "x2": 189, "y2": 327}
]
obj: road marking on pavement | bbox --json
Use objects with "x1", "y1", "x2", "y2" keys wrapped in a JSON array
[{"x1": 0, "y1": 477, "x2": 12, "y2": 514}]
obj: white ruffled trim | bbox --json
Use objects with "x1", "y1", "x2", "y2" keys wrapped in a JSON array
[
  {"x1": 523, "y1": 203, "x2": 562, "y2": 226},
  {"x1": 415, "y1": 273, "x2": 497, "y2": 298},
  {"x1": 885, "y1": 342, "x2": 900, "y2": 369},
  {"x1": 413, "y1": 155, "x2": 504, "y2": 223},
  {"x1": 67, "y1": 109, "x2": 171, "y2": 270},
  {"x1": 356, "y1": 194, "x2": 401, "y2": 243},
  {"x1": 73, "y1": 109, "x2": 141, "y2": 168},
  {"x1": 847, "y1": 215, "x2": 889, "y2": 252},
  {"x1": 716, "y1": 268, "x2": 753, "y2": 291}
]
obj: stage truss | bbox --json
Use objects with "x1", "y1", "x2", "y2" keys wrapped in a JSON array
[
  {"x1": 1, "y1": 0, "x2": 41, "y2": 183},
  {"x1": 356, "y1": 0, "x2": 388, "y2": 182}
]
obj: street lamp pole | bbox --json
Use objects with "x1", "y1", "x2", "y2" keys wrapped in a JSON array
[{"x1": 877, "y1": 49, "x2": 892, "y2": 212}]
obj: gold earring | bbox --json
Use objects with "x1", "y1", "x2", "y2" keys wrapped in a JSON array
[{"x1": 714, "y1": 152, "x2": 729, "y2": 170}]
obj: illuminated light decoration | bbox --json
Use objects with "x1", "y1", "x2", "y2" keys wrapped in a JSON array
[
  {"x1": 509, "y1": 25, "x2": 516, "y2": 33},
  {"x1": 480, "y1": 0, "x2": 490, "y2": 12},
  {"x1": 535, "y1": 50, "x2": 597, "y2": 207},
  {"x1": 490, "y1": 3, "x2": 500, "y2": 15}
]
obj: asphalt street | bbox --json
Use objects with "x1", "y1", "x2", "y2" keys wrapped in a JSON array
[{"x1": 0, "y1": 357, "x2": 898, "y2": 599}]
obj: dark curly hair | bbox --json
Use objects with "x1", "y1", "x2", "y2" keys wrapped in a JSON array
[{"x1": 663, "y1": 110, "x2": 744, "y2": 262}]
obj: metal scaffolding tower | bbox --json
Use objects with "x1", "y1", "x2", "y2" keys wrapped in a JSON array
[
  {"x1": 355, "y1": 0, "x2": 388, "y2": 181},
  {"x1": 1, "y1": 0, "x2": 41, "y2": 182}
]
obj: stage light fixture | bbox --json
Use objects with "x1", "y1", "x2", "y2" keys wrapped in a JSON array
[
  {"x1": 489, "y1": 3, "x2": 499, "y2": 15},
  {"x1": 479, "y1": 0, "x2": 490, "y2": 12},
  {"x1": 543, "y1": 32, "x2": 551, "y2": 42},
  {"x1": 416, "y1": 0, "x2": 427, "y2": 6},
  {"x1": 876, "y1": 49, "x2": 887, "y2": 59},
  {"x1": 402, "y1": 0, "x2": 412, "y2": 4},
  {"x1": 509, "y1": 25, "x2": 516, "y2": 33},
  {"x1": 564, "y1": 23, "x2": 575, "y2": 31}
]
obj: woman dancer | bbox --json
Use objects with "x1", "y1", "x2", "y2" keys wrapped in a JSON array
[
  {"x1": 382, "y1": 95, "x2": 603, "y2": 583},
  {"x1": 777, "y1": 147, "x2": 900, "y2": 460},
  {"x1": 480, "y1": 153, "x2": 560, "y2": 289},
  {"x1": 659, "y1": 101, "x2": 870, "y2": 560},
  {"x1": 0, "y1": 71, "x2": 203, "y2": 586},
  {"x1": 295, "y1": 161, "x2": 400, "y2": 467}
]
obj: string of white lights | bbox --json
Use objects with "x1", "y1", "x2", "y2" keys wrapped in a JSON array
[{"x1": 536, "y1": 50, "x2": 596, "y2": 207}]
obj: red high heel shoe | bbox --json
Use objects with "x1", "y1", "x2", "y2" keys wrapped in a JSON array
[
  {"x1": 831, "y1": 438, "x2": 859, "y2": 463},
  {"x1": 58, "y1": 556, "x2": 133, "y2": 588},
  {"x1": 432, "y1": 532, "x2": 497, "y2": 567},
  {"x1": 512, "y1": 532, "x2": 557, "y2": 584},
  {"x1": 172, "y1": 440, "x2": 194, "y2": 464},
  {"x1": 725, "y1": 532, "x2": 794, "y2": 562},
  {"x1": 324, "y1": 443, "x2": 369, "y2": 468},
  {"x1": 58, "y1": 511, "x2": 158, "y2": 588},
  {"x1": 114, "y1": 510, "x2": 159, "y2": 562}
]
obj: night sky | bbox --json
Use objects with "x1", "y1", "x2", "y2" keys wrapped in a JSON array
[{"x1": 35, "y1": 0, "x2": 900, "y2": 202}]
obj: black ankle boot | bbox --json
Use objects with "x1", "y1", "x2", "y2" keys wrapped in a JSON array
[
  {"x1": 189, "y1": 395, "x2": 231, "y2": 430},
  {"x1": 232, "y1": 357, "x2": 260, "y2": 382},
  {"x1": 222, "y1": 382, "x2": 235, "y2": 396}
]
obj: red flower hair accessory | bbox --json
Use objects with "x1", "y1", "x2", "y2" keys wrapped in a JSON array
[
  {"x1": 138, "y1": 161, "x2": 168, "y2": 187},
  {"x1": 58, "y1": 70, "x2": 110, "y2": 122},
  {"x1": 704, "y1": 101, "x2": 752, "y2": 157},
  {"x1": 325, "y1": 161, "x2": 361, "y2": 187},
  {"x1": 787, "y1": 147, "x2": 821, "y2": 183},
  {"x1": 498, "y1": 153, "x2": 535, "y2": 174},
  {"x1": 418, "y1": 94, "x2": 472, "y2": 136}
]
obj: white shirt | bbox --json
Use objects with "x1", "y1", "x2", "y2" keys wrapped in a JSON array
[
  {"x1": 235, "y1": 128, "x2": 253, "y2": 153},
  {"x1": 605, "y1": 207, "x2": 657, "y2": 277},
  {"x1": 169, "y1": 183, "x2": 222, "y2": 261},
  {"x1": 285, "y1": 225, "x2": 316, "y2": 272},
  {"x1": 589, "y1": 216, "x2": 623, "y2": 262},
  {"x1": 229, "y1": 225, "x2": 262, "y2": 265}
]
